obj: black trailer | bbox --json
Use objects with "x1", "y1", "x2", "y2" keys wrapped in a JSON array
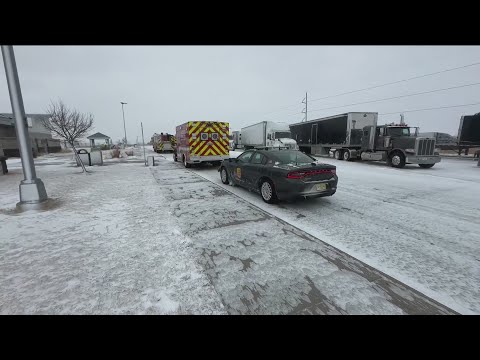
[
  {"x1": 289, "y1": 112, "x2": 378, "y2": 155},
  {"x1": 456, "y1": 113, "x2": 480, "y2": 155}
]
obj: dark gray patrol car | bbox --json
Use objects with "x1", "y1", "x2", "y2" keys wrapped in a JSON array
[{"x1": 218, "y1": 148, "x2": 338, "y2": 203}]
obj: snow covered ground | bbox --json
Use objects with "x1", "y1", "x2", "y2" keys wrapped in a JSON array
[
  {"x1": 0, "y1": 151, "x2": 225, "y2": 314},
  {"x1": 148, "y1": 159, "x2": 454, "y2": 314},
  {"x1": 182, "y1": 153, "x2": 480, "y2": 315},
  {"x1": 1, "y1": 147, "x2": 477, "y2": 314}
]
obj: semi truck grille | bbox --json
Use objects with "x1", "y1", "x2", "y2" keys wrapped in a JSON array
[{"x1": 417, "y1": 139, "x2": 435, "y2": 156}]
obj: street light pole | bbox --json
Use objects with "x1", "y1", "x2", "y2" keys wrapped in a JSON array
[
  {"x1": 2, "y1": 45, "x2": 48, "y2": 209},
  {"x1": 121, "y1": 102, "x2": 127, "y2": 147}
]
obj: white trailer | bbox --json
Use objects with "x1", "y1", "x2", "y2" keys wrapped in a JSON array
[{"x1": 241, "y1": 121, "x2": 297, "y2": 149}]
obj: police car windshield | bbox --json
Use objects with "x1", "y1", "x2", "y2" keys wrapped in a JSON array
[{"x1": 271, "y1": 151, "x2": 316, "y2": 164}]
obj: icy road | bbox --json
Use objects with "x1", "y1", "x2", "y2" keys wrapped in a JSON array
[{"x1": 180, "y1": 153, "x2": 480, "y2": 314}]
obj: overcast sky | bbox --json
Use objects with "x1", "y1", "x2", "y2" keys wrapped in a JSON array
[{"x1": 1, "y1": 46, "x2": 479, "y2": 142}]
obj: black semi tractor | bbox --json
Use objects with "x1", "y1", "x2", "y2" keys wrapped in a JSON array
[{"x1": 289, "y1": 112, "x2": 441, "y2": 168}]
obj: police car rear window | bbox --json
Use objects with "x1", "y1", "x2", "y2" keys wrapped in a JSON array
[{"x1": 271, "y1": 151, "x2": 315, "y2": 164}]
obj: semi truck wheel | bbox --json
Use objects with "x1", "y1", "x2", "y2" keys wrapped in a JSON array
[
  {"x1": 419, "y1": 163, "x2": 435, "y2": 168},
  {"x1": 173, "y1": 152, "x2": 178, "y2": 162},
  {"x1": 389, "y1": 152, "x2": 405, "y2": 168},
  {"x1": 334, "y1": 150, "x2": 343, "y2": 160},
  {"x1": 343, "y1": 150, "x2": 351, "y2": 161}
]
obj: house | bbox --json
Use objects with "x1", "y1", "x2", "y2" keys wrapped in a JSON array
[
  {"x1": 87, "y1": 132, "x2": 111, "y2": 147},
  {"x1": 0, "y1": 113, "x2": 61, "y2": 157}
]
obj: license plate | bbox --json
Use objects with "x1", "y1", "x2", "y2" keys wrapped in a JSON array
[
  {"x1": 421, "y1": 157, "x2": 428, "y2": 161},
  {"x1": 316, "y1": 183, "x2": 327, "y2": 191}
]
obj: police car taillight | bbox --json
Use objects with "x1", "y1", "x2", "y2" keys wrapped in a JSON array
[
  {"x1": 287, "y1": 171, "x2": 307, "y2": 179},
  {"x1": 287, "y1": 169, "x2": 336, "y2": 179}
]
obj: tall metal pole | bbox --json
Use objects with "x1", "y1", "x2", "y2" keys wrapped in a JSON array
[
  {"x1": 121, "y1": 102, "x2": 127, "y2": 147},
  {"x1": 141, "y1": 122, "x2": 146, "y2": 166},
  {"x1": 2, "y1": 45, "x2": 48, "y2": 207},
  {"x1": 305, "y1": 92, "x2": 308, "y2": 122},
  {"x1": 302, "y1": 92, "x2": 308, "y2": 122}
]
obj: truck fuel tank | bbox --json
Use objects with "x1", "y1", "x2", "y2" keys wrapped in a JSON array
[{"x1": 361, "y1": 151, "x2": 386, "y2": 161}]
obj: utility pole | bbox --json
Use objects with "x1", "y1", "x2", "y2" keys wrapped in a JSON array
[
  {"x1": 141, "y1": 122, "x2": 146, "y2": 166},
  {"x1": 302, "y1": 92, "x2": 308, "y2": 122},
  {"x1": 2, "y1": 45, "x2": 48, "y2": 209},
  {"x1": 121, "y1": 102, "x2": 127, "y2": 148}
]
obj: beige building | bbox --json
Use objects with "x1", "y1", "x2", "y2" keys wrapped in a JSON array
[{"x1": 0, "y1": 113, "x2": 61, "y2": 157}]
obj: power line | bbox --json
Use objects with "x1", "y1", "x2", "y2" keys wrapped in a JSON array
[
  {"x1": 291, "y1": 81, "x2": 480, "y2": 116},
  {"x1": 260, "y1": 60, "x2": 480, "y2": 117},
  {"x1": 379, "y1": 102, "x2": 480, "y2": 116},
  {"x1": 263, "y1": 102, "x2": 303, "y2": 116},
  {"x1": 307, "y1": 61, "x2": 480, "y2": 103}
]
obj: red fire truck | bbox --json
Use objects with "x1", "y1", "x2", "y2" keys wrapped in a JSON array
[
  {"x1": 173, "y1": 121, "x2": 230, "y2": 168},
  {"x1": 152, "y1": 133, "x2": 175, "y2": 153}
]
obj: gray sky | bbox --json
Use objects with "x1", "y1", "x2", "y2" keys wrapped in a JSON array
[{"x1": 1, "y1": 46, "x2": 480, "y2": 142}]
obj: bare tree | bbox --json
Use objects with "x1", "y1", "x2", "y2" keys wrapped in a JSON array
[{"x1": 41, "y1": 100, "x2": 94, "y2": 173}]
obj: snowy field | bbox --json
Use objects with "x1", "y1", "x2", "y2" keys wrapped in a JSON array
[
  {"x1": 1, "y1": 147, "x2": 478, "y2": 314},
  {"x1": 181, "y1": 152, "x2": 480, "y2": 314}
]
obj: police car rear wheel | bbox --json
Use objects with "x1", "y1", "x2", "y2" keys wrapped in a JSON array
[
  {"x1": 220, "y1": 167, "x2": 229, "y2": 184},
  {"x1": 260, "y1": 179, "x2": 278, "y2": 204}
]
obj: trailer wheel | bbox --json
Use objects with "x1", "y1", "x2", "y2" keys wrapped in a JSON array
[
  {"x1": 183, "y1": 155, "x2": 191, "y2": 168},
  {"x1": 220, "y1": 167, "x2": 229, "y2": 184},
  {"x1": 334, "y1": 150, "x2": 343, "y2": 160},
  {"x1": 343, "y1": 150, "x2": 351, "y2": 161},
  {"x1": 389, "y1": 151, "x2": 405, "y2": 168},
  {"x1": 419, "y1": 163, "x2": 435, "y2": 168}
]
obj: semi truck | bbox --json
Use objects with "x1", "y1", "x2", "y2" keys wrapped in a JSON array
[
  {"x1": 289, "y1": 112, "x2": 441, "y2": 169},
  {"x1": 152, "y1": 132, "x2": 175, "y2": 153},
  {"x1": 241, "y1": 121, "x2": 298, "y2": 150},
  {"x1": 173, "y1": 121, "x2": 230, "y2": 168},
  {"x1": 230, "y1": 130, "x2": 242, "y2": 150}
]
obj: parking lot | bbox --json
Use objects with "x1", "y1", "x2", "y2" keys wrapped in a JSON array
[{"x1": 178, "y1": 153, "x2": 480, "y2": 314}]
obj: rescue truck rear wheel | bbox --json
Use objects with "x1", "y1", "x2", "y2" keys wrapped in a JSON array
[{"x1": 183, "y1": 155, "x2": 191, "y2": 168}]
